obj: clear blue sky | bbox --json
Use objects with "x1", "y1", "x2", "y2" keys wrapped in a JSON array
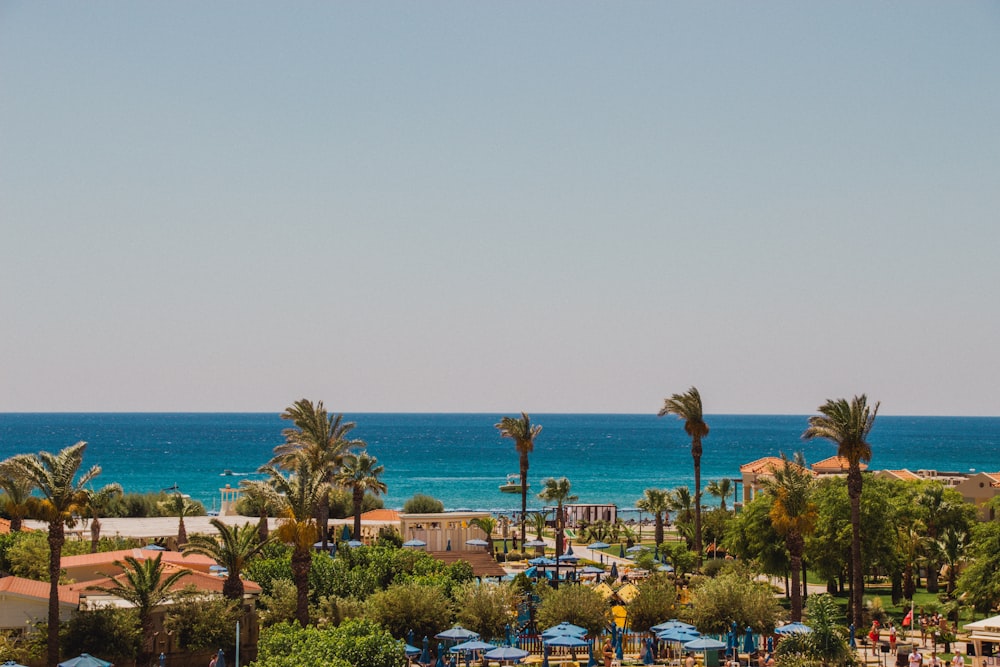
[{"x1": 2, "y1": 2, "x2": 998, "y2": 415}]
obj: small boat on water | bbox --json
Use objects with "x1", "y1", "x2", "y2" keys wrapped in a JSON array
[
  {"x1": 499, "y1": 473, "x2": 528, "y2": 494},
  {"x1": 221, "y1": 469, "x2": 234, "y2": 476}
]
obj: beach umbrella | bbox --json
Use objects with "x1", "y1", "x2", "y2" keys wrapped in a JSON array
[
  {"x1": 485, "y1": 647, "x2": 530, "y2": 663},
  {"x1": 588, "y1": 541, "x2": 610, "y2": 550},
  {"x1": 542, "y1": 622, "x2": 587, "y2": 638},
  {"x1": 341, "y1": 525, "x2": 351, "y2": 541},
  {"x1": 529, "y1": 557, "x2": 558, "y2": 566},
  {"x1": 216, "y1": 649, "x2": 226, "y2": 667},
  {"x1": 726, "y1": 631, "x2": 735, "y2": 653},
  {"x1": 403, "y1": 539, "x2": 427, "y2": 548},
  {"x1": 609, "y1": 562, "x2": 619, "y2": 579},
  {"x1": 657, "y1": 629, "x2": 700, "y2": 643},
  {"x1": 450, "y1": 641, "x2": 495, "y2": 654},
  {"x1": 743, "y1": 627, "x2": 755, "y2": 654},
  {"x1": 849, "y1": 623, "x2": 856, "y2": 649},
  {"x1": 542, "y1": 645, "x2": 550, "y2": 667},
  {"x1": 580, "y1": 566, "x2": 605, "y2": 575},
  {"x1": 616, "y1": 634, "x2": 624, "y2": 661},
  {"x1": 409, "y1": 629, "x2": 416, "y2": 647},
  {"x1": 446, "y1": 539, "x2": 452, "y2": 551},
  {"x1": 524, "y1": 539, "x2": 547, "y2": 548},
  {"x1": 466, "y1": 539, "x2": 489, "y2": 547},
  {"x1": 683, "y1": 638, "x2": 727, "y2": 651},
  {"x1": 557, "y1": 554, "x2": 580, "y2": 562},
  {"x1": 436, "y1": 626, "x2": 481, "y2": 642},
  {"x1": 626, "y1": 545, "x2": 649, "y2": 553},
  {"x1": 503, "y1": 539, "x2": 509, "y2": 554},
  {"x1": 767, "y1": 636, "x2": 774, "y2": 653},
  {"x1": 347, "y1": 539, "x2": 364, "y2": 547},
  {"x1": 651, "y1": 621, "x2": 697, "y2": 633},
  {"x1": 4, "y1": 662, "x2": 30, "y2": 667},
  {"x1": 643, "y1": 638, "x2": 655, "y2": 666},
  {"x1": 523, "y1": 566, "x2": 538, "y2": 578},
  {"x1": 405, "y1": 644, "x2": 422, "y2": 657},
  {"x1": 774, "y1": 622, "x2": 812, "y2": 636},
  {"x1": 618, "y1": 544, "x2": 626, "y2": 558},
  {"x1": 421, "y1": 636, "x2": 432, "y2": 665},
  {"x1": 209, "y1": 564, "x2": 228, "y2": 574},
  {"x1": 435, "y1": 643, "x2": 445, "y2": 667},
  {"x1": 545, "y1": 636, "x2": 590, "y2": 648},
  {"x1": 565, "y1": 542, "x2": 574, "y2": 555},
  {"x1": 58, "y1": 656, "x2": 112, "y2": 667},
  {"x1": 142, "y1": 544, "x2": 167, "y2": 551}
]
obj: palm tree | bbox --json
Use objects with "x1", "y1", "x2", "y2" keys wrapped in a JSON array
[
  {"x1": 239, "y1": 478, "x2": 282, "y2": 543},
  {"x1": 938, "y1": 527, "x2": 968, "y2": 596},
  {"x1": 658, "y1": 387, "x2": 709, "y2": 563},
  {"x1": 470, "y1": 515, "x2": 498, "y2": 555},
  {"x1": 89, "y1": 553, "x2": 190, "y2": 667},
  {"x1": 183, "y1": 518, "x2": 272, "y2": 599},
  {"x1": 495, "y1": 413, "x2": 542, "y2": 550},
  {"x1": 528, "y1": 510, "x2": 550, "y2": 542},
  {"x1": 260, "y1": 455, "x2": 325, "y2": 626},
  {"x1": 84, "y1": 482, "x2": 123, "y2": 553},
  {"x1": 538, "y1": 477, "x2": 577, "y2": 558},
  {"x1": 762, "y1": 452, "x2": 817, "y2": 621},
  {"x1": 0, "y1": 459, "x2": 37, "y2": 533},
  {"x1": 333, "y1": 451, "x2": 387, "y2": 540},
  {"x1": 635, "y1": 488, "x2": 671, "y2": 547},
  {"x1": 160, "y1": 492, "x2": 198, "y2": 545},
  {"x1": 7, "y1": 442, "x2": 100, "y2": 667},
  {"x1": 706, "y1": 478, "x2": 733, "y2": 511},
  {"x1": 802, "y1": 394, "x2": 879, "y2": 630},
  {"x1": 272, "y1": 399, "x2": 362, "y2": 548},
  {"x1": 774, "y1": 593, "x2": 852, "y2": 667}
]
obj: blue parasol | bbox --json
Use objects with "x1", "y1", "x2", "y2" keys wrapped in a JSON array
[
  {"x1": 409, "y1": 629, "x2": 416, "y2": 647},
  {"x1": 485, "y1": 647, "x2": 530, "y2": 662},
  {"x1": 403, "y1": 539, "x2": 427, "y2": 548},
  {"x1": 643, "y1": 638, "x2": 655, "y2": 666},
  {"x1": 446, "y1": 539, "x2": 452, "y2": 551},
  {"x1": 616, "y1": 633, "x2": 623, "y2": 661},
  {"x1": 619, "y1": 544, "x2": 626, "y2": 558},
  {"x1": 436, "y1": 626, "x2": 481, "y2": 642},
  {"x1": 542, "y1": 645, "x2": 550, "y2": 667},
  {"x1": 405, "y1": 644, "x2": 422, "y2": 657},
  {"x1": 541, "y1": 622, "x2": 587, "y2": 638},
  {"x1": 683, "y1": 638, "x2": 726, "y2": 651},
  {"x1": 743, "y1": 627, "x2": 755, "y2": 654},
  {"x1": 421, "y1": 636, "x2": 431, "y2": 665},
  {"x1": 58, "y1": 656, "x2": 113, "y2": 667},
  {"x1": 657, "y1": 629, "x2": 700, "y2": 643},
  {"x1": 216, "y1": 650, "x2": 226, "y2": 667},
  {"x1": 434, "y1": 643, "x2": 445, "y2": 667},
  {"x1": 774, "y1": 622, "x2": 812, "y2": 636},
  {"x1": 651, "y1": 621, "x2": 697, "y2": 633},
  {"x1": 545, "y1": 636, "x2": 589, "y2": 648},
  {"x1": 766, "y1": 636, "x2": 773, "y2": 653},
  {"x1": 609, "y1": 562, "x2": 619, "y2": 579},
  {"x1": 341, "y1": 525, "x2": 351, "y2": 541}
]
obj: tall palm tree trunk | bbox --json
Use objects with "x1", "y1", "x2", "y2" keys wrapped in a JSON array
[
  {"x1": 847, "y1": 465, "x2": 864, "y2": 629},
  {"x1": 47, "y1": 520, "x2": 64, "y2": 667},
  {"x1": 654, "y1": 513, "x2": 664, "y2": 546},
  {"x1": 519, "y1": 451, "x2": 528, "y2": 548},
  {"x1": 692, "y1": 437, "x2": 703, "y2": 564},
  {"x1": 318, "y1": 499, "x2": 331, "y2": 549},
  {"x1": 258, "y1": 510, "x2": 269, "y2": 543},
  {"x1": 90, "y1": 517, "x2": 101, "y2": 553},
  {"x1": 138, "y1": 614, "x2": 155, "y2": 667},
  {"x1": 353, "y1": 487, "x2": 364, "y2": 539},
  {"x1": 223, "y1": 572, "x2": 244, "y2": 600},
  {"x1": 291, "y1": 546, "x2": 311, "y2": 626},
  {"x1": 788, "y1": 532, "x2": 804, "y2": 621}
]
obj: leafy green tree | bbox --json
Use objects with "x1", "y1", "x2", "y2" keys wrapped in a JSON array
[
  {"x1": 527, "y1": 511, "x2": 550, "y2": 542},
  {"x1": 701, "y1": 508, "x2": 734, "y2": 558},
  {"x1": 60, "y1": 607, "x2": 141, "y2": 666},
  {"x1": 536, "y1": 584, "x2": 609, "y2": 635},
  {"x1": 496, "y1": 413, "x2": 542, "y2": 548},
  {"x1": 7, "y1": 531, "x2": 53, "y2": 580},
  {"x1": 453, "y1": 581, "x2": 519, "y2": 641},
  {"x1": 254, "y1": 619, "x2": 406, "y2": 667},
  {"x1": 914, "y1": 482, "x2": 975, "y2": 593},
  {"x1": 706, "y1": 478, "x2": 733, "y2": 511},
  {"x1": 957, "y1": 499, "x2": 1000, "y2": 612},
  {"x1": 258, "y1": 578, "x2": 301, "y2": 627},
  {"x1": 659, "y1": 387, "x2": 709, "y2": 564},
  {"x1": 7, "y1": 441, "x2": 100, "y2": 667},
  {"x1": 334, "y1": 452, "x2": 387, "y2": 540},
  {"x1": 725, "y1": 493, "x2": 789, "y2": 580},
  {"x1": 260, "y1": 454, "x2": 326, "y2": 626},
  {"x1": 685, "y1": 563, "x2": 781, "y2": 634},
  {"x1": 636, "y1": 488, "x2": 671, "y2": 547},
  {"x1": 663, "y1": 542, "x2": 699, "y2": 582},
  {"x1": 89, "y1": 553, "x2": 190, "y2": 667},
  {"x1": 183, "y1": 518, "x2": 272, "y2": 599},
  {"x1": 164, "y1": 588, "x2": 243, "y2": 654},
  {"x1": 774, "y1": 593, "x2": 852, "y2": 667},
  {"x1": 271, "y1": 399, "x2": 363, "y2": 548},
  {"x1": 365, "y1": 582, "x2": 453, "y2": 639},
  {"x1": 402, "y1": 494, "x2": 445, "y2": 513},
  {"x1": 802, "y1": 394, "x2": 879, "y2": 629},
  {"x1": 628, "y1": 574, "x2": 678, "y2": 632},
  {"x1": 938, "y1": 526, "x2": 969, "y2": 596},
  {"x1": 538, "y1": 477, "x2": 577, "y2": 558},
  {"x1": 762, "y1": 453, "x2": 817, "y2": 622},
  {"x1": 83, "y1": 482, "x2": 123, "y2": 553}
]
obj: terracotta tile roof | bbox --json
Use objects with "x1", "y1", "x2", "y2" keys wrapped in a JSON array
[
  {"x1": 61, "y1": 548, "x2": 217, "y2": 571},
  {"x1": 428, "y1": 551, "x2": 507, "y2": 578},
  {"x1": 0, "y1": 575, "x2": 80, "y2": 606},
  {"x1": 740, "y1": 456, "x2": 814, "y2": 475},
  {"x1": 359, "y1": 509, "x2": 401, "y2": 522},
  {"x1": 0, "y1": 518, "x2": 32, "y2": 534},
  {"x1": 812, "y1": 456, "x2": 867, "y2": 473},
  {"x1": 883, "y1": 469, "x2": 921, "y2": 481},
  {"x1": 71, "y1": 563, "x2": 261, "y2": 596}
]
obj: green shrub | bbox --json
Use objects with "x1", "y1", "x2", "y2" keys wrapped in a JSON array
[
  {"x1": 365, "y1": 583, "x2": 453, "y2": 639},
  {"x1": 253, "y1": 619, "x2": 405, "y2": 667},
  {"x1": 402, "y1": 494, "x2": 444, "y2": 514},
  {"x1": 60, "y1": 607, "x2": 141, "y2": 665}
]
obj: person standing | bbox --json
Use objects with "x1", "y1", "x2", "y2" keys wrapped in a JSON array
[
  {"x1": 910, "y1": 648, "x2": 924, "y2": 667},
  {"x1": 603, "y1": 638, "x2": 614, "y2": 667},
  {"x1": 890, "y1": 624, "x2": 898, "y2": 655}
]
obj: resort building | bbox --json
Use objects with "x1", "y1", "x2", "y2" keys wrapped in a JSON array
[
  {"x1": 399, "y1": 510, "x2": 492, "y2": 552},
  {"x1": 60, "y1": 548, "x2": 218, "y2": 583},
  {"x1": 544, "y1": 503, "x2": 618, "y2": 527},
  {"x1": 738, "y1": 456, "x2": 818, "y2": 504},
  {"x1": 0, "y1": 575, "x2": 79, "y2": 630},
  {"x1": 955, "y1": 472, "x2": 1000, "y2": 520}
]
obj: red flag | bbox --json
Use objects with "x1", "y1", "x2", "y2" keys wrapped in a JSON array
[{"x1": 903, "y1": 610, "x2": 913, "y2": 627}]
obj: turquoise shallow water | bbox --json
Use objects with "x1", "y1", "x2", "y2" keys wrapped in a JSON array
[{"x1": 0, "y1": 413, "x2": 997, "y2": 511}]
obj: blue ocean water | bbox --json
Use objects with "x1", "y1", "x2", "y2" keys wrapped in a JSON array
[{"x1": 0, "y1": 413, "x2": 997, "y2": 512}]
